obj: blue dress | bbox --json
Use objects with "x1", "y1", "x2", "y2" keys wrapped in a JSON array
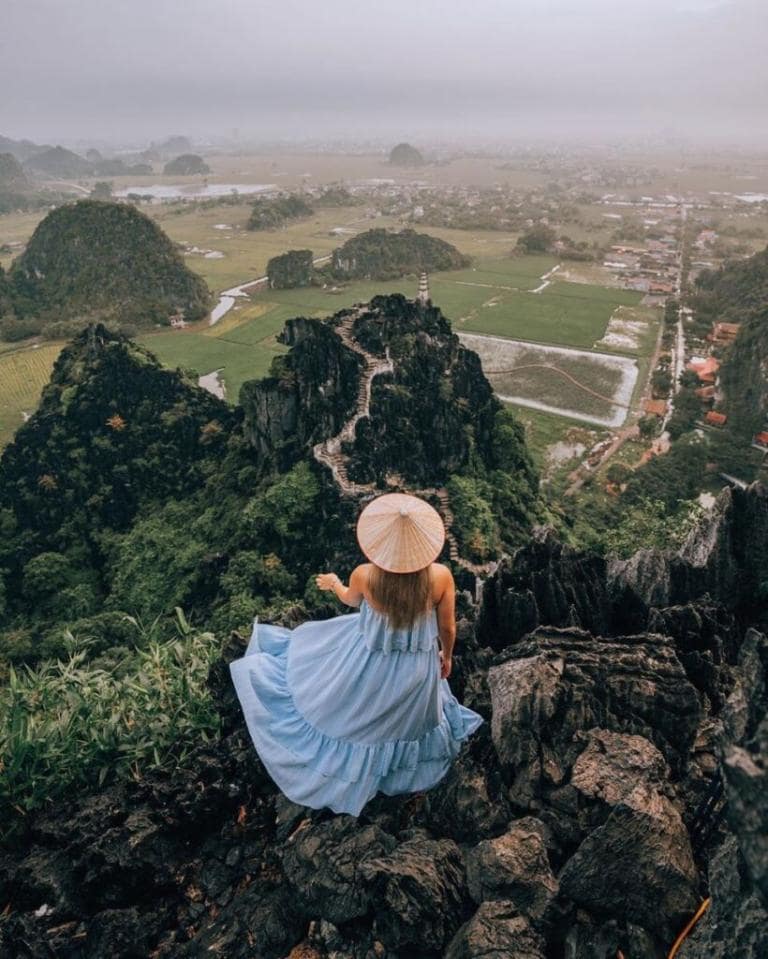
[{"x1": 229, "y1": 597, "x2": 484, "y2": 816}]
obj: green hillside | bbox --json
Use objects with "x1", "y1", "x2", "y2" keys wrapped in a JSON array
[{"x1": 1, "y1": 200, "x2": 212, "y2": 341}]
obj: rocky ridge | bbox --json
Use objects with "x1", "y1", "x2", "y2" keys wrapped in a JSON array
[{"x1": 1, "y1": 483, "x2": 766, "y2": 958}]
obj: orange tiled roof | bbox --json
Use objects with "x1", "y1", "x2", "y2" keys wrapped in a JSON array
[{"x1": 705, "y1": 411, "x2": 727, "y2": 426}]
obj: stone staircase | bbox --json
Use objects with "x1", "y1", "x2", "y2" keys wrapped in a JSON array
[
  {"x1": 312, "y1": 308, "x2": 498, "y2": 587},
  {"x1": 312, "y1": 309, "x2": 393, "y2": 498}
]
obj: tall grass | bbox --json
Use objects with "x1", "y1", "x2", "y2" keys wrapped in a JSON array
[{"x1": 0, "y1": 629, "x2": 223, "y2": 831}]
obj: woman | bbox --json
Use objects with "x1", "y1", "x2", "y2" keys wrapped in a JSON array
[{"x1": 229, "y1": 492, "x2": 483, "y2": 816}]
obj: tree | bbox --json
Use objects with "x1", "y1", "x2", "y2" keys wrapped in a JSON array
[
  {"x1": 90, "y1": 181, "x2": 113, "y2": 199},
  {"x1": 388, "y1": 143, "x2": 424, "y2": 166},
  {"x1": 267, "y1": 249, "x2": 314, "y2": 289},
  {"x1": 606, "y1": 462, "x2": 632, "y2": 486},
  {"x1": 162, "y1": 154, "x2": 210, "y2": 175},
  {"x1": 638, "y1": 415, "x2": 660, "y2": 439},
  {"x1": 516, "y1": 225, "x2": 557, "y2": 254}
]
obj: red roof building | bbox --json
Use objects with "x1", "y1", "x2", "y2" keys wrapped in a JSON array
[
  {"x1": 687, "y1": 356, "x2": 720, "y2": 384},
  {"x1": 754, "y1": 431, "x2": 768, "y2": 449},
  {"x1": 644, "y1": 399, "x2": 668, "y2": 417},
  {"x1": 707, "y1": 321, "x2": 741, "y2": 346},
  {"x1": 705, "y1": 411, "x2": 727, "y2": 427}
]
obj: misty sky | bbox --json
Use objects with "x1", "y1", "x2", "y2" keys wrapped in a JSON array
[{"x1": 2, "y1": 0, "x2": 767, "y2": 145}]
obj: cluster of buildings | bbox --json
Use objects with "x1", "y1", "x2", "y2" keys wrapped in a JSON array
[{"x1": 599, "y1": 199, "x2": 682, "y2": 294}]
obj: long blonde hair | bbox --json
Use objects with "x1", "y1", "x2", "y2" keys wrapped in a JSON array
[{"x1": 368, "y1": 564, "x2": 433, "y2": 630}]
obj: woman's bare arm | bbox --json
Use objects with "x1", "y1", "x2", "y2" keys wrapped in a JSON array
[
  {"x1": 433, "y1": 565, "x2": 456, "y2": 677},
  {"x1": 315, "y1": 565, "x2": 367, "y2": 608}
]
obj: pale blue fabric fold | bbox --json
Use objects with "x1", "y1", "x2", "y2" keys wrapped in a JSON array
[{"x1": 229, "y1": 598, "x2": 484, "y2": 815}]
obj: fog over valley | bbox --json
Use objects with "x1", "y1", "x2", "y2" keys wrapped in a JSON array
[{"x1": 3, "y1": 0, "x2": 768, "y2": 145}]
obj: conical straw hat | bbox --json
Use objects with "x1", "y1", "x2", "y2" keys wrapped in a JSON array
[{"x1": 356, "y1": 493, "x2": 445, "y2": 573}]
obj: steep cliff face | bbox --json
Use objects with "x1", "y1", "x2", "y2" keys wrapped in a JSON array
[
  {"x1": 240, "y1": 295, "x2": 531, "y2": 493},
  {"x1": 2, "y1": 485, "x2": 766, "y2": 959},
  {"x1": 239, "y1": 316, "x2": 361, "y2": 469}
]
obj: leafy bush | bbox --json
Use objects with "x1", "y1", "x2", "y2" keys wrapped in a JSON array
[
  {"x1": 603, "y1": 497, "x2": 703, "y2": 559},
  {"x1": 446, "y1": 475, "x2": 501, "y2": 562},
  {"x1": 0, "y1": 629, "x2": 222, "y2": 831}
]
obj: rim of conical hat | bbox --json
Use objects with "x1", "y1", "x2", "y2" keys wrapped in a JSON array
[{"x1": 356, "y1": 493, "x2": 445, "y2": 573}]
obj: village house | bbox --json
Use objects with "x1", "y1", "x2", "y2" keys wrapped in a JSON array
[
  {"x1": 687, "y1": 356, "x2": 720, "y2": 384},
  {"x1": 705, "y1": 411, "x2": 728, "y2": 427}
]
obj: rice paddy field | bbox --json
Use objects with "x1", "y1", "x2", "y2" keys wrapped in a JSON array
[
  {"x1": 458, "y1": 332, "x2": 638, "y2": 427},
  {"x1": 0, "y1": 344, "x2": 63, "y2": 447}
]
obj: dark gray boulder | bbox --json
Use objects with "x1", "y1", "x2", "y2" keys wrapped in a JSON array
[
  {"x1": 445, "y1": 901, "x2": 546, "y2": 959},
  {"x1": 559, "y1": 781, "x2": 698, "y2": 944},
  {"x1": 282, "y1": 816, "x2": 397, "y2": 924},
  {"x1": 358, "y1": 830, "x2": 469, "y2": 952},
  {"x1": 465, "y1": 818, "x2": 558, "y2": 922}
]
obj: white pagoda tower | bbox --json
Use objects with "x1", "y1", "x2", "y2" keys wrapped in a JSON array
[{"x1": 416, "y1": 271, "x2": 431, "y2": 307}]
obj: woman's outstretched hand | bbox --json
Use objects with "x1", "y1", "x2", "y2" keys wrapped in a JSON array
[
  {"x1": 439, "y1": 650, "x2": 452, "y2": 679},
  {"x1": 316, "y1": 573, "x2": 340, "y2": 592}
]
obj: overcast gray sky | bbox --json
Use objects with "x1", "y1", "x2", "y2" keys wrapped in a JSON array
[{"x1": 2, "y1": 0, "x2": 766, "y2": 145}]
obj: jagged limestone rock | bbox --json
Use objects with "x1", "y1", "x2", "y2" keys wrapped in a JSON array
[
  {"x1": 282, "y1": 816, "x2": 397, "y2": 924},
  {"x1": 359, "y1": 830, "x2": 469, "y2": 952},
  {"x1": 558, "y1": 781, "x2": 698, "y2": 944},
  {"x1": 478, "y1": 528, "x2": 610, "y2": 649},
  {"x1": 488, "y1": 628, "x2": 701, "y2": 798},
  {"x1": 445, "y1": 901, "x2": 546, "y2": 959},
  {"x1": 465, "y1": 820, "x2": 558, "y2": 921}
]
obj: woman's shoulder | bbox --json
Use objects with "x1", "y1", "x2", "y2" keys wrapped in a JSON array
[{"x1": 429, "y1": 562, "x2": 453, "y2": 596}]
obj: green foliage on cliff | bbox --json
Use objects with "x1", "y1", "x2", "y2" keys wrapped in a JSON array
[
  {"x1": 0, "y1": 293, "x2": 541, "y2": 673},
  {"x1": 162, "y1": 153, "x2": 210, "y2": 175},
  {"x1": 247, "y1": 194, "x2": 314, "y2": 231},
  {"x1": 388, "y1": 142, "x2": 424, "y2": 166},
  {"x1": 692, "y1": 245, "x2": 768, "y2": 437},
  {"x1": 267, "y1": 249, "x2": 315, "y2": 289},
  {"x1": 0, "y1": 200, "x2": 212, "y2": 339},
  {"x1": 603, "y1": 497, "x2": 704, "y2": 559},
  {"x1": 0, "y1": 326, "x2": 233, "y2": 644},
  {"x1": 330, "y1": 229, "x2": 470, "y2": 280}
]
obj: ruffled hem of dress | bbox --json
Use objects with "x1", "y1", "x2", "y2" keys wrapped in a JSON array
[{"x1": 228, "y1": 632, "x2": 483, "y2": 787}]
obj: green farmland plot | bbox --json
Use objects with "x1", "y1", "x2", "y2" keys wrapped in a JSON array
[{"x1": 447, "y1": 276, "x2": 643, "y2": 350}]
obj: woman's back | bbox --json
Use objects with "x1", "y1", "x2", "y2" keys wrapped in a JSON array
[{"x1": 358, "y1": 595, "x2": 438, "y2": 654}]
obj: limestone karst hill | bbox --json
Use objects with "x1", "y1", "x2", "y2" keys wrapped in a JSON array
[
  {"x1": 1, "y1": 484, "x2": 766, "y2": 958},
  {"x1": 1, "y1": 200, "x2": 211, "y2": 339},
  {"x1": 329, "y1": 229, "x2": 469, "y2": 281},
  {"x1": 240, "y1": 293, "x2": 539, "y2": 566}
]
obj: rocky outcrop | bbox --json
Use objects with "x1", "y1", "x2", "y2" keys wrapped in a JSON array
[
  {"x1": 2, "y1": 485, "x2": 768, "y2": 958},
  {"x1": 240, "y1": 315, "x2": 361, "y2": 467},
  {"x1": 681, "y1": 628, "x2": 768, "y2": 957},
  {"x1": 477, "y1": 528, "x2": 610, "y2": 649}
]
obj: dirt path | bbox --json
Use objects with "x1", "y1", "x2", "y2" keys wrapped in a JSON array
[{"x1": 485, "y1": 363, "x2": 632, "y2": 410}]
